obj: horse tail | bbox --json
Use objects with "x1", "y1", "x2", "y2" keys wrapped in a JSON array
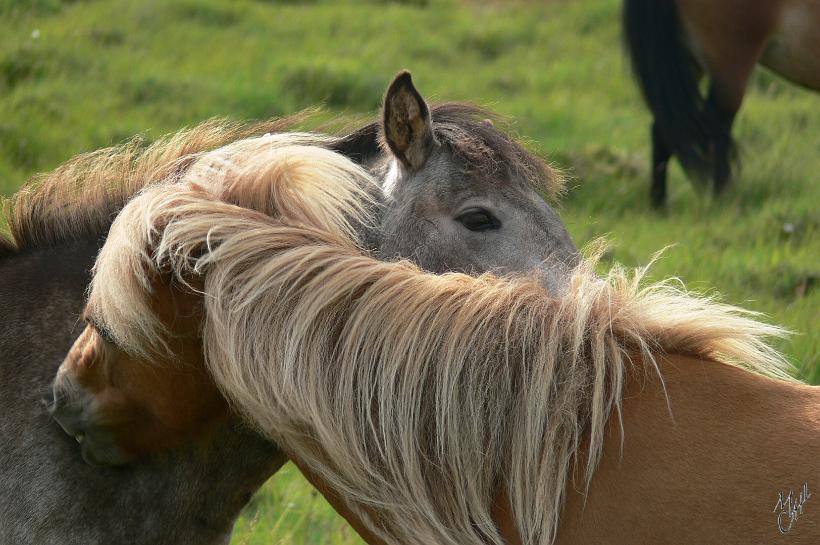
[{"x1": 623, "y1": 0, "x2": 717, "y2": 184}]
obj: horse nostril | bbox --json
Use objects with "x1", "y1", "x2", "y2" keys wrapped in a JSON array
[
  {"x1": 40, "y1": 386, "x2": 57, "y2": 410},
  {"x1": 46, "y1": 384, "x2": 62, "y2": 413},
  {"x1": 49, "y1": 373, "x2": 94, "y2": 441},
  {"x1": 49, "y1": 370, "x2": 77, "y2": 412},
  {"x1": 51, "y1": 401, "x2": 81, "y2": 438}
]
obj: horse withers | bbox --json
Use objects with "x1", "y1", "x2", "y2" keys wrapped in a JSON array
[
  {"x1": 624, "y1": 0, "x2": 820, "y2": 207},
  {"x1": 2, "y1": 71, "x2": 578, "y2": 543}
]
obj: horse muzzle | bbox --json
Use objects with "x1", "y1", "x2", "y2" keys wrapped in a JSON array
[{"x1": 48, "y1": 370, "x2": 133, "y2": 467}]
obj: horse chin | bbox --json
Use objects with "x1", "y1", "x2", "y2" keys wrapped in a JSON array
[{"x1": 78, "y1": 436, "x2": 132, "y2": 467}]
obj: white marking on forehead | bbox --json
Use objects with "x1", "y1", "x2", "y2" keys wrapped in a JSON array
[{"x1": 382, "y1": 159, "x2": 401, "y2": 198}]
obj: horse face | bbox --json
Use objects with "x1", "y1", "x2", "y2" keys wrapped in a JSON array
[
  {"x1": 49, "y1": 292, "x2": 224, "y2": 466},
  {"x1": 376, "y1": 73, "x2": 578, "y2": 292},
  {"x1": 379, "y1": 152, "x2": 578, "y2": 293}
]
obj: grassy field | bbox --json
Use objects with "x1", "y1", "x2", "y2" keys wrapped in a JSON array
[{"x1": 2, "y1": 0, "x2": 817, "y2": 543}]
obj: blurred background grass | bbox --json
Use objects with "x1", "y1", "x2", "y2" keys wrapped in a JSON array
[{"x1": 1, "y1": 0, "x2": 817, "y2": 543}]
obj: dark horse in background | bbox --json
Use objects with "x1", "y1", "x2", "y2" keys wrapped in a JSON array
[{"x1": 624, "y1": 0, "x2": 820, "y2": 208}]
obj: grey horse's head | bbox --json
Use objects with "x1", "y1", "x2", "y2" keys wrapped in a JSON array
[{"x1": 350, "y1": 72, "x2": 578, "y2": 293}]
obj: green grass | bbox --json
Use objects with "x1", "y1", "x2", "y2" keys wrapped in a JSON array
[{"x1": 1, "y1": 1, "x2": 817, "y2": 542}]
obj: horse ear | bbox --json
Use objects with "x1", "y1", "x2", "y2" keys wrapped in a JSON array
[{"x1": 382, "y1": 70, "x2": 436, "y2": 171}]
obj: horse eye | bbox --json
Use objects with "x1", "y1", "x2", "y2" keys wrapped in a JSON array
[{"x1": 455, "y1": 208, "x2": 501, "y2": 232}]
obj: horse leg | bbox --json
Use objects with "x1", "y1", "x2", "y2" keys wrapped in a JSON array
[
  {"x1": 677, "y1": 0, "x2": 777, "y2": 197},
  {"x1": 702, "y1": 56, "x2": 759, "y2": 197},
  {"x1": 705, "y1": 83, "x2": 739, "y2": 196},
  {"x1": 650, "y1": 120, "x2": 671, "y2": 209}
]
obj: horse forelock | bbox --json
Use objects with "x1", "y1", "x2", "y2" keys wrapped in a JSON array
[
  {"x1": 154, "y1": 210, "x2": 788, "y2": 544},
  {"x1": 429, "y1": 103, "x2": 565, "y2": 198},
  {"x1": 431, "y1": 103, "x2": 564, "y2": 197}
]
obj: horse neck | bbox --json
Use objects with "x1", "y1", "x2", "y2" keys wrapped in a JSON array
[
  {"x1": 0, "y1": 239, "x2": 286, "y2": 545},
  {"x1": 0, "y1": 239, "x2": 99, "y2": 349},
  {"x1": 551, "y1": 352, "x2": 820, "y2": 544}
]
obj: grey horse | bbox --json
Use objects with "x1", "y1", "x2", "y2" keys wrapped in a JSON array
[{"x1": 1, "y1": 71, "x2": 577, "y2": 545}]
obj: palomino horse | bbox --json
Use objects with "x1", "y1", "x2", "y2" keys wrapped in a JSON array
[
  {"x1": 624, "y1": 0, "x2": 820, "y2": 207},
  {"x1": 64, "y1": 159, "x2": 818, "y2": 544},
  {"x1": 3, "y1": 71, "x2": 577, "y2": 543}
]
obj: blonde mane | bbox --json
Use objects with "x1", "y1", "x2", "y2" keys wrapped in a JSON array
[
  {"x1": 88, "y1": 135, "x2": 377, "y2": 358},
  {"x1": 89, "y1": 144, "x2": 792, "y2": 544}
]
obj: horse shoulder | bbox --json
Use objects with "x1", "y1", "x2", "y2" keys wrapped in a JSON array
[{"x1": 554, "y1": 353, "x2": 819, "y2": 544}]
